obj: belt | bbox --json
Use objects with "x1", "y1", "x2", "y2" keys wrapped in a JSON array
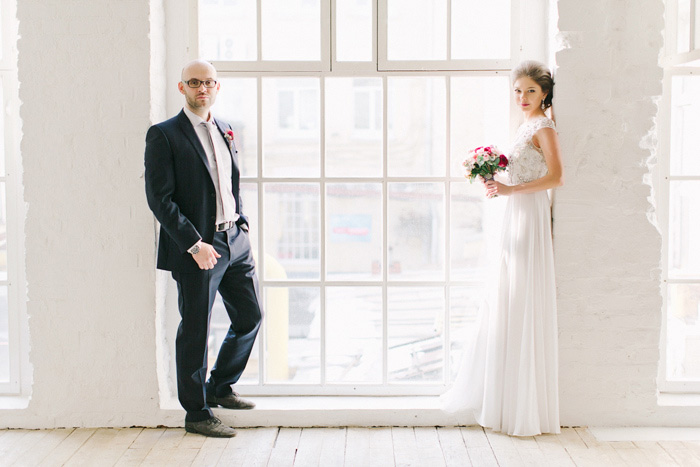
[{"x1": 215, "y1": 221, "x2": 236, "y2": 232}]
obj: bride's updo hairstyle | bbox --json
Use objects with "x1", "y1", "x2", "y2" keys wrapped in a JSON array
[{"x1": 512, "y1": 61, "x2": 554, "y2": 110}]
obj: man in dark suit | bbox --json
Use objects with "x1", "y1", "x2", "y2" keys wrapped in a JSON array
[{"x1": 145, "y1": 60, "x2": 262, "y2": 438}]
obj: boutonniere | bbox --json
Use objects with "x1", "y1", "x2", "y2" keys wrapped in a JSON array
[{"x1": 225, "y1": 130, "x2": 234, "y2": 145}]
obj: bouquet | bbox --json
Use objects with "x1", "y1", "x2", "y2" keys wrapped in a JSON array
[{"x1": 463, "y1": 146, "x2": 508, "y2": 183}]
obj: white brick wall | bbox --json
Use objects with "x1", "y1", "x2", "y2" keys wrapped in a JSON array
[
  {"x1": 554, "y1": 0, "x2": 700, "y2": 426},
  {"x1": 2, "y1": 0, "x2": 166, "y2": 427},
  {"x1": 1, "y1": 0, "x2": 699, "y2": 428}
]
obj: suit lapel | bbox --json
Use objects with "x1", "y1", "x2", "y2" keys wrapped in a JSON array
[
  {"x1": 213, "y1": 118, "x2": 241, "y2": 214},
  {"x1": 213, "y1": 118, "x2": 240, "y2": 173},
  {"x1": 176, "y1": 111, "x2": 213, "y2": 175},
  {"x1": 213, "y1": 119, "x2": 236, "y2": 154}
]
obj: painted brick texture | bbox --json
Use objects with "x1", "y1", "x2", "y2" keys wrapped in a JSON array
[
  {"x1": 11, "y1": 0, "x2": 161, "y2": 427},
  {"x1": 554, "y1": 0, "x2": 700, "y2": 425}
]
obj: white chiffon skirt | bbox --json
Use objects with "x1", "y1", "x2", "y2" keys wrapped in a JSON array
[{"x1": 442, "y1": 190, "x2": 560, "y2": 436}]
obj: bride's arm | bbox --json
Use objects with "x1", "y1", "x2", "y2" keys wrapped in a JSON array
[{"x1": 485, "y1": 127, "x2": 564, "y2": 197}]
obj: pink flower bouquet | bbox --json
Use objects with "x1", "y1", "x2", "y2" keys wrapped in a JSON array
[{"x1": 463, "y1": 146, "x2": 508, "y2": 183}]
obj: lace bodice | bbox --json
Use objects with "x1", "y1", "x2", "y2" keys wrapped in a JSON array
[{"x1": 507, "y1": 117, "x2": 556, "y2": 185}]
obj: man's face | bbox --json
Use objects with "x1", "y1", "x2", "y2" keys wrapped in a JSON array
[{"x1": 178, "y1": 62, "x2": 220, "y2": 115}]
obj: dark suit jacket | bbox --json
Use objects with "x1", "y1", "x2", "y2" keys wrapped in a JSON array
[{"x1": 145, "y1": 110, "x2": 248, "y2": 273}]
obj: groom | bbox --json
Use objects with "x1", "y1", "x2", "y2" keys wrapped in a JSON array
[{"x1": 144, "y1": 59, "x2": 262, "y2": 437}]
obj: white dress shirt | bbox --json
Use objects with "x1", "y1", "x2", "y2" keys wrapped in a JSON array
[{"x1": 183, "y1": 107, "x2": 238, "y2": 226}]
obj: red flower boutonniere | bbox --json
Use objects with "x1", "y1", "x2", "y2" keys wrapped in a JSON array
[{"x1": 225, "y1": 130, "x2": 234, "y2": 146}]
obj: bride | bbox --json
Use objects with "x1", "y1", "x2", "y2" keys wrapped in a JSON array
[{"x1": 442, "y1": 61, "x2": 564, "y2": 436}]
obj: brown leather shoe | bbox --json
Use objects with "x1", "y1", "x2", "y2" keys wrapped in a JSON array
[
  {"x1": 184, "y1": 417, "x2": 237, "y2": 437},
  {"x1": 206, "y1": 392, "x2": 256, "y2": 410}
]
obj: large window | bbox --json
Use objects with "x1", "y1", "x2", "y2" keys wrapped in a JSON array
[
  {"x1": 169, "y1": 0, "x2": 544, "y2": 395},
  {"x1": 0, "y1": 0, "x2": 21, "y2": 394},
  {"x1": 660, "y1": 0, "x2": 700, "y2": 393}
]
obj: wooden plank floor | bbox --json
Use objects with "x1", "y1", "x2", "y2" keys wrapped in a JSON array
[{"x1": 1, "y1": 426, "x2": 699, "y2": 466}]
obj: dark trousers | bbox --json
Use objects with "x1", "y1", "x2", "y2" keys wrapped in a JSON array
[{"x1": 172, "y1": 226, "x2": 262, "y2": 422}]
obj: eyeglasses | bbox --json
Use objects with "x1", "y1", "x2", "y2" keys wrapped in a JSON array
[{"x1": 182, "y1": 79, "x2": 218, "y2": 88}]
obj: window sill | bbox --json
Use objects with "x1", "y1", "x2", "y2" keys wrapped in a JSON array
[
  {"x1": 657, "y1": 392, "x2": 700, "y2": 407},
  {"x1": 0, "y1": 395, "x2": 29, "y2": 410},
  {"x1": 162, "y1": 395, "x2": 472, "y2": 427}
]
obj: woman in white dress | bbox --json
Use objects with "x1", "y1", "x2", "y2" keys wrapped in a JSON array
[{"x1": 442, "y1": 61, "x2": 564, "y2": 436}]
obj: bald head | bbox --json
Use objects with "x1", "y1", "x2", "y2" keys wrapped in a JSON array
[{"x1": 181, "y1": 59, "x2": 217, "y2": 81}]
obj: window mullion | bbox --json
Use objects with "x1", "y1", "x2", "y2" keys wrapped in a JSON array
[
  {"x1": 320, "y1": 76, "x2": 327, "y2": 386},
  {"x1": 382, "y1": 74, "x2": 389, "y2": 385},
  {"x1": 257, "y1": 75, "x2": 266, "y2": 386},
  {"x1": 690, "y1": 0, "x2": 697, "y2": 51},
  {"x1": 446, "y1": 0, "x2": 452, "y2": 61},
  {"x1": 257, "y1": 0, "x2": 263, "y2": 62},
  {"x1": 443, "y1": 75, "x2": 451, "y2": 385}
]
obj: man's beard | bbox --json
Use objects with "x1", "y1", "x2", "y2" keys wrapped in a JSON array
[{"x1": 187, "y1": 93, "x2": 212, "y2": 110}]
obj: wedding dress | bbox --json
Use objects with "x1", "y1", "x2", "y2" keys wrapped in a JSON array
[{"x1": 442, "y1": 116, "x2": 560, "y2": 436}]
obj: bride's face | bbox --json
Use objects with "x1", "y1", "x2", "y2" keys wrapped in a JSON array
[{"x1": 513, "y1": 76, "x2": 547, "y2": 113}]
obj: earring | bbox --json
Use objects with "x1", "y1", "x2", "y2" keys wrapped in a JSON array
[{"x1": 541, "y1": 100, "x2": 545, "y2": 110}]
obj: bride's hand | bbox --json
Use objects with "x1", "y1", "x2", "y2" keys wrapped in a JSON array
[{"x1": 484, "y1": 179, "x2": 512, "y2": 197}]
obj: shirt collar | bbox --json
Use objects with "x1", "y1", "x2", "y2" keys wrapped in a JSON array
[{"x1": 183, "y1": 106, "x2": 215, "y2": 129}]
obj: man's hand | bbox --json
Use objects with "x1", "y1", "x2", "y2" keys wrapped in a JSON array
[{"x1": 192, "y1": 242, "x2": 221, "y2": 270}]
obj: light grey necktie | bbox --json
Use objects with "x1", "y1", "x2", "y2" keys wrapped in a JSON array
[{"x1": 201, "y1": 121, "x2": 232, "y2": 221}]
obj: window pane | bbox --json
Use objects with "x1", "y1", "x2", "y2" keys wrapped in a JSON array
[
  {"x1": 0, "y1": 285, "x2": 7, "y2": 382},
  {"x1": 326, "y1": 78, "x2": 383, "y2": 177},
  {"x1": 388, "y1": 77, "x2": 446, "y2": 177},
  {"x1": 0, "y1": 82, "x2": 5, "y2": 175},
  {"x1": 450, "y1": 181, "x2": 505, "y2": 281},
  {"x1": 262, "y1": 0, "x2": 320, "y2": 60},
  {"x1": 677, "y1": 0, "x2": 691, "y2": 54},
  {"x1": 0, "y1": 183, "x2": 5, "y2": 282},
  {"x1": 263, "y1": 78, "x2": 320, "y2": 177},
  {"x1": 666, "y1": 283, "x2": 700, "y2": 380},
  {"x1": 214, "y1": 78, "x2": 258, "y2": 177},
  {"x1": 387, "y1": 0, "x2": 446, "y2": 60},
  {"x1": 326, "y1": 183, "x2": 382, "y2": 280},
  {"x1": 388, "y1": 287, "x2": 444, "y2": 382},
  {"x1": 326, "y1": 287, "x2": 382, "y2": 383},
  {"x1": 388, "y1": 183, "x2": 445, "y2": 280},
  {"x1": 264, "y1": 183, "x2": 320, "y2": 280},
  {"x1": 336, "y1": 0, "x2": 372, "y2": 61},
  {"x1": 265, "y1": 287, "x2": 320, "y2": 383},
  {"x1": 199, "y1": 0, "x2": 257, "y2": 61},
  {"x1": 669, "y1": 181, "x2": 700, "y2": 277},
  {"x1": 449, "y1": 286, "x2": 484, "y2": 380},
  {"x1": 671, "y1": 75, "x2": 700, "y2": 176},
  {"x1": 450, "y1": 76, "x2": 510, "y2": 177},
  {"x1": 696, "y1": 2, "x2": 700, "y2": 52},
  {"x1": 452, "y1": 0, "x2": 510, "y2": 59}
]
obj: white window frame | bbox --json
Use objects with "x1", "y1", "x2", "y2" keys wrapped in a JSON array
[
  {"x1": 658, "y1": 0, "x2": 700, "y2": 394},
  {"x1": 377, "y1": 0, "x2": 519, "y2": 71},
  {"x1": 661, "y1": 0, "x2": 700, "y2": 67},
  {"x1": 0, "y1": 0, "x2": 23, "y2": 395},
  {"x1": 658, "y1": 67, "x2": 700, "y2": 394},
  {"x1": 172, "y1": 0, "x2": 544, "y2": 396},
  {"x1": 190, "y1": 0, "x2": 332, "y2": 72}
]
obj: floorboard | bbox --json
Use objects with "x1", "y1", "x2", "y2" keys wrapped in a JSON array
[
  {"x1": 267, "y1": 427, "x2": 302, "y2": 467},
  {"x1": 1, "y1": 425, "x2": 698, "y2": 466},
  {"x1": 436, "y1": 427, "x2": 471, "y2": 467}
]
